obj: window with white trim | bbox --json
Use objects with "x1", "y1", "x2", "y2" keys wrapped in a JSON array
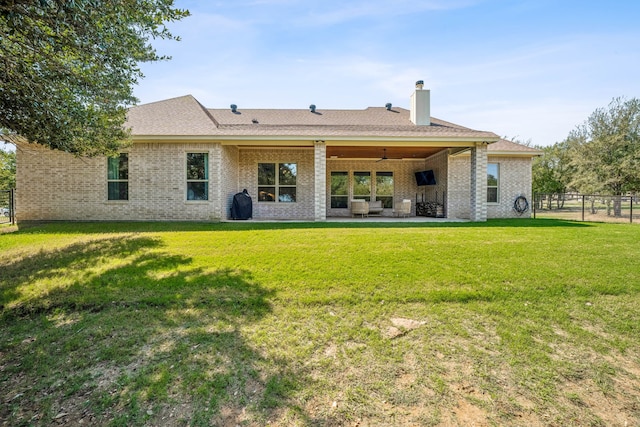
[
  {"x1": 487, "y1": 163, "x2": 499, "y2": 203},
  {"x1": 107, "y1": 153, "x2": 128, "y2": 200},
  {"x1": 186, "y1": 153, "x2": 208, "y2": 201},
  {"x1": 258, "y1": 163, "x2": 297, "y2": 202}
]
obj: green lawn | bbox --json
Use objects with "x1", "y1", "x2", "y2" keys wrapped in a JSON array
[{"x1": 1, "y1": 220, "x2": 639, "y2": 426}]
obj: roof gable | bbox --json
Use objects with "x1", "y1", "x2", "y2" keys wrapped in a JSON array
[
  {"x1": 488, "y1": 139, "x2": 542, "y2": 155},
  {"x1": 125, "y1": 95, "x2": 219, "y2": 136}
]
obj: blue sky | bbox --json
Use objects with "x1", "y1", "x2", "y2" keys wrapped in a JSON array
[{"x1": 135, "y1": 0, "x2": 640, "y2": 146}]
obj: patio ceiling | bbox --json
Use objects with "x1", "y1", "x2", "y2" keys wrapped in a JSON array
[{"x1": 326, "y1": 146, "x2": 445, "y2": 160}]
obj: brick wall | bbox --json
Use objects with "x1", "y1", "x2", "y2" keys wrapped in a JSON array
[
  {"x1": 314, "y1": 142, "x2": 327, "y2": 221},
  {"x1": 17, "y1": 143, "x2": 105, "y2": 221},
  {"x1": 237, "y1": 148, "x2": 315, "y2": 220},
  {"x1": 15, "y1": 142, "x2": 533, "y2": 222},
  {"x1": 487, "y1": 156, "x2": 533, "y2": 218},
  {"x1": 16, "y1": 144, "x2": 332, "y2": 222},
  {"x1": 220, "y1": 145, "x2": 239, "y2": 219},
  {"x1": 16, "y1": 142, "x2": 225, "y2": 221},
  {"x1": 470, "y1": 144, "x2": 488, "y2": 221},
  {"x1": 447, "y1": 155, "x2": 472, "y2": 219},
  {"x1": 448, "y1": 154, "x2": 533, "y2": 219}
]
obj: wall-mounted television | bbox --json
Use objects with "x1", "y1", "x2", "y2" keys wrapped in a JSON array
[{"x1": 415, "y1": 170, "x2": 436, "y2": 186}]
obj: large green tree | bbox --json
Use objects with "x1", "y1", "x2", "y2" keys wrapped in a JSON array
[
  {"x1": 532, "y1": 141, "x2": 571, "y2": 194},
  {"x1": 568, "y1": 97, "x2": 640, "y2": 216},
  {"x1": 1, "y1": 0, "x2": 188, "y2": 156},
  {"x1": 568, "y1": 98, "x2": 640, "y2": 194},
  {"x1": 532, "y1": 140, "x2": 573, "y2": 208}
]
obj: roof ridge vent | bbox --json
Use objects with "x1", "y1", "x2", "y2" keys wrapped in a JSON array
[
  {"x1": 230, "y1": 104, "x2": 238, "y2": 113},
  {"x1": 385, "y1": 103, "x2": 392, "y2": 110},
  {"x1": 309, "y1": 104, "x2": 316, "y2": 113}
]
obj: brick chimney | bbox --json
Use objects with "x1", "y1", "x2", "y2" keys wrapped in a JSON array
[{"x1": 410, "y1": 80, "x2": 430, "y2": 126}]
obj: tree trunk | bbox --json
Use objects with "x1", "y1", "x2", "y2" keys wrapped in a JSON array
[{"x1": 613, "y1": 196, "x2": 622, "y2": 217}]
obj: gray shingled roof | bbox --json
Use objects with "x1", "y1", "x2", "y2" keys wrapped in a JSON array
[
  {"x1": 206, "y1": 107, "x2": 498, "y2": 139},
  {"x1": 125, "y1": 95, "x2": 219, "y2": 136},
  {"x1": 125, "y1": 95, "x2": 500, "y2": 141}
]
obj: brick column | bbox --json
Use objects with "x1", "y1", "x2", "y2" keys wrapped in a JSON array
[
  {"x1": 210, "y1": 143, "x2": 223, "y2": 221},
  {"x1": 470, "y1": 142, "x2": 488, "y2": 222},
  {"x1": 314, "y1": 141, "x2": 327, "y2": 221}
]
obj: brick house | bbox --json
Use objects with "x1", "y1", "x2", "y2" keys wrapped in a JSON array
[{"x1": 15, "y1": 82, "x2": 539, "y2": 222}]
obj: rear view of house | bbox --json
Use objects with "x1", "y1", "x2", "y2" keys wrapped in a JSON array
[{"x1": 15, "y1": 82, "x2": 539, "y2": 222}]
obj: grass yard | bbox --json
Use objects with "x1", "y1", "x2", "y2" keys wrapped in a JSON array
[{"x1": 1, "y1": 219, "x2": 639, "y2": 426}]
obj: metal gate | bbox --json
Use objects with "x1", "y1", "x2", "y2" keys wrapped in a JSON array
[{"x1": 1, "y1": 189, "x2": 15, "y2": 225}]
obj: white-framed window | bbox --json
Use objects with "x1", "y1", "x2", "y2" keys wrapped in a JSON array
[
  {"x1": 487, "y1": 163, "x2": 499, "y2": 203},
  {"x1": 330, "y1": 171, "x2": 348, "y2": 208},
  {"x1": 107, "y1": 153, "x2": 128, "y2": 200},
  {"x1": 258, "y1": 163, "x2": 297, "y2": 202},
  {"x1": 186, "y1": 153, "x2": 208, "y2": 201}
]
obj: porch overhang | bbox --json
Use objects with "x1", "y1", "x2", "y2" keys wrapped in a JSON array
[{"x1": 131, "y1": 134, "x2": 499, "y2": 160}]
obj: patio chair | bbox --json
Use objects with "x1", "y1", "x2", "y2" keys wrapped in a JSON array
[
  {"x1": 350, "y1": 199, "x2": 369, "y2": 217},
  {"x1": 393, "y1": 199, "x2": 412, "y2": 218},
  {"x1": 368, "y1": 200, "x2": 384, "y2": 215}
]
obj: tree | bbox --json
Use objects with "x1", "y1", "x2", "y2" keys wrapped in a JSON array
[
  {"x1": 532, "y1": 140, "x2": 573, "y2": 208},
  {"x1": 568, "y1": 97, "x2": 640, "y2": 216},
  {"x1": 1, "y1": 0, "x2": 189, "y2": 156},
  {"x1": 0, "y1": 147, "x2": 16, "y2": 189}
]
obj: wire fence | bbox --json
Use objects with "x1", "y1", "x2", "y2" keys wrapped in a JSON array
[
  {"x1": 1, "y1": 189, "x2": 15, "y2": 225},
  {"x1": 533, "y1": 193, "x2": 639, "y2": 224}
]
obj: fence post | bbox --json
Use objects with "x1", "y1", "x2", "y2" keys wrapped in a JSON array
[
  {"x1": 10, "y1": 188, "x2": 15, "y2": 225},
  {"x1": 582, "y1": 195, "x2": 585, "y2": 222},
  {"x1": 533, "y1": 193, "x2": 536, "y2": 219},
  {"x1": 631, "y1": 196, "x2": 634, "y2": 224}
]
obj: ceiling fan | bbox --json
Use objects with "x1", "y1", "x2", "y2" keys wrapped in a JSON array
[{"x1": 376, "y1": 148, "x2": 388, "y2": 162}]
